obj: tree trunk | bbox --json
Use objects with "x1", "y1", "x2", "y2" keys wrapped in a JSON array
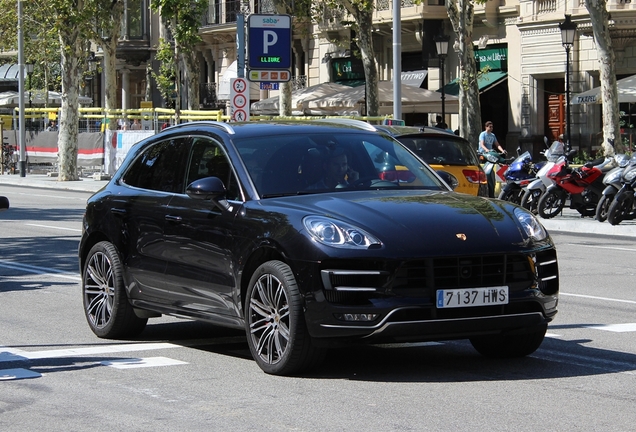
[
  {"x1": 103, "y1": 40, "x2": 119, "y2": 131},
  {"x1": 57, "y1": 27, "x2": 82, "y2": 181},
  {"x1": 182, "y1": 50, "x2": 201, "y2": 110},
  {"x1": 447, "y1": 0, "x2": 482, "y2": 146},
  {"x1": 585, "y1": 0, "x2": 622, "y2": 155},
  {"x1": 279, "y1": 81, "x2": 292, "y2": 116},
  {"x1": 351, "y1": 8, "x2": 378, "y2": 117}
]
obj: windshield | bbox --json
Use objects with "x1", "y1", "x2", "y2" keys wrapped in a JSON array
[
  {"x1": 510, "y1": 151, "x2": 532, "y2": 166},
  {"x1": 234, "y1": 132, "x2": 448, "y2": 197},
  {"x1": 546, "y1": 141, "x2": 565, "y2": 161}
]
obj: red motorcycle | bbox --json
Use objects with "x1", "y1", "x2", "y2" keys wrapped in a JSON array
[{"x1": 537, "y1": 155, "x2": 611, "y2": 219}]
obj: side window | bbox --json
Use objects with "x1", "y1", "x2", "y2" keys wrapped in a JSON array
[
  {"x1": 186, "y1": 138, "x2": 241, "y2": 201},
  {"x1": 121, "y1": 137, "x2": 189, "y2": 193}
]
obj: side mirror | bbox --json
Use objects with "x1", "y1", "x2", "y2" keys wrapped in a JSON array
[
  {"x1": 186, "y1": 177, "x2": 231, "y2": 211},
  {"x1": 0, "y1": 196, "x2": 9, "y2": 211}
]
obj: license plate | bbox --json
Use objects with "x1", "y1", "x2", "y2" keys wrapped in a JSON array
[{"x1": 436, "y1": 286, "x2": 509, "y2": 308}]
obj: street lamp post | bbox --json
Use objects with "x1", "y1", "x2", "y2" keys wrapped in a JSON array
[
  {"x1": 434, "y1": 32, "x2": 450, "y2": 125},
  {"x1": 559, "y1": 15, "x2": 577, "y2": 153}
]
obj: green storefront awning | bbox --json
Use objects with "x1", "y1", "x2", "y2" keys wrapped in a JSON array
[{"x1": 438, "y1": 71, "x2": 508, "y2": 96}]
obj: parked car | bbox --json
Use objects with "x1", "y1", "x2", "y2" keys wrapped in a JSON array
[
  {"x1": 79, "y1": 120, "x2": 559, "y2": 375},
  {"x1": 374, "y1": 125, "x2": 487, "y2": 196}
]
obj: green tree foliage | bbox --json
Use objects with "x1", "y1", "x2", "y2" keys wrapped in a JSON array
[
  {"x1": 150, "y1": 0, "x2": 207, "y2": 113},
  {"x1": 311, "y1": 0, "x2": 379, "y2": 116},
  {"x1": 153, "y1": 38, "x2": 177, "y2": 108},
  {"x1": 0, "y1": 0, "x2": 62, "y2": 94}
]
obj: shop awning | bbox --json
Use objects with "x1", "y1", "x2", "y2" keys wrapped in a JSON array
[
  {"x1": 571, "y1": 74, "x2": 636, "y2": 104},
  {"x1": 438, "y1": 71, "x2": 508, "y2": 96}
]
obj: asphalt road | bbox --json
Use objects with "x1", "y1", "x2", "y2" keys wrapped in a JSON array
[{"x1": 1, "y1": 185, "x2": 636, "y2": 431}]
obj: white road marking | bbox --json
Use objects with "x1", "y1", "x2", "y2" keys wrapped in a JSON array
[
  {"x1": 25, "y1": 223, "x2": 81, "y2": 232},
  {"x1": 586, "y1": 323, "x2": 636, "y2": 333},
  {"x1": 560, "y1": 292, "x2": 636, "y2": 305},
  {"x1": 101, "y1": 357, "x2": 188, "y2": 369},
  {"x1": 0, "y1": 342, "x2": 181, "y2": 363},
  {"x1": 0, "y1": 260, "x2": 81, "y2": 281},
  {"x1": 545, "y1": 333, "x2": 561, "y2": 338},
  {"x1": 0, "y1": 368, "x2": 42, "y2": 381},
  {"x1": 565, "y1": 243, "x2": 636, "y2": 253}
]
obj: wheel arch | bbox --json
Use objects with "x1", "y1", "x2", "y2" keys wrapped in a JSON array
[
  {"x1": 79, "y1": 231, "x2": 115, "y2": 273},
  {"x1": 239, "y1": 246, "x2": 288, "y2": 316}
]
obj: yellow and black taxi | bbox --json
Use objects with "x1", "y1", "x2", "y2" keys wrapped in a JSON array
[{"x1": 375, "y1": 125, "x2": 487, "y2": 196}]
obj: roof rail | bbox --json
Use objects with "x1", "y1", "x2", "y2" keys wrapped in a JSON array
[
  {"x1": 162, "y1": 121, "x2": 236, "y2": 135},
  {"x1": 199, "y1": 121, "x2": 236, "y2": 135},
  {"x1": 312, "y1": 118, "x2": 377, "y2": 132}
]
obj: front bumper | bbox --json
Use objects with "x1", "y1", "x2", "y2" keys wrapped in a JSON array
[{"x1": 297, "y1": 248, "x2": 559, "y2": 345}]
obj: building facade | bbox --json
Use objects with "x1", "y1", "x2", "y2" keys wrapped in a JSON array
[{"x1": 106, "y1": 0, "x2": 636, "y2": 153}]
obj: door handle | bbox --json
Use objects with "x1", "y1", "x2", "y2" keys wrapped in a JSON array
[{"x1": 165, "y1": 215, "x2": 183, "y2": 223}]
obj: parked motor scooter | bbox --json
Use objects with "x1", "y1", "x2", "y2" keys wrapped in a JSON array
[
  {"x1": 480, "y1": 150, "x2": 509, "y2": 198},
  {"x1": 498, "y1": 149, "x2": 543, "y2": 205},
  {"x1": 595, "y1": 152, "x2": 632, "y2": 222},
  {"x1": 606, "y1": 159, "x2": 636, "y2": 225},
  {"x1": 520, "y1": 138, "x2": 566, "y2": 214},
  {"x1": 537, "y1": 154, "x2": 613, "y2": 219}
]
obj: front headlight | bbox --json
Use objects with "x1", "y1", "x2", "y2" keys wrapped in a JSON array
[
  {"x1": 303, "y1": 216, "x2": 382, "y2": 249},
  {"x1": 514, "y1": 207, "x2": 548, "y2": 241},
  {"x1": 624, "y1": 168, "x2": 636, "y2": 183}
]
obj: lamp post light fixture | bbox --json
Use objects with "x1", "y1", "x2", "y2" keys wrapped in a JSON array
[
  {"x1": 559, "y1": 14, "x2": 577, "y2": 153},
  {"x1": 434, "y1": 32, "x2": 450, "y2": 125}
]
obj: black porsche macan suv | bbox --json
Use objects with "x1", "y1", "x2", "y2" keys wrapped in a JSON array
[{"x1": 79, "y1": 120, "x2": 559, "y2": 375}]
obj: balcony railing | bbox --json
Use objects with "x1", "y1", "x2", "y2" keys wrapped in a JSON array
[{"x1": 204, "y1": 0, "x2": 249, "y2": 26}]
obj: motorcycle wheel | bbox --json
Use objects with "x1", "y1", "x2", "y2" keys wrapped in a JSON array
[
  {"x1": 521, "y1": 189, "x2": 543, "y2": 215},
  {"x1": 607, "y1": 194, "x2": 634, "y2": 226},
  {"x1": 498, "y1": 188, "x2": 523, "y2": 205},
  {"x1": 538, "y1": 189, "x2": 565, "y2": 219},
  {"x1": 595, "y1": 195, "x2": 612, "y2": 222}
]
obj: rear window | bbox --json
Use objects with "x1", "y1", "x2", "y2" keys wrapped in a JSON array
[{"x1": 396, "y1": 135, "x2": 480, "y2": 166}]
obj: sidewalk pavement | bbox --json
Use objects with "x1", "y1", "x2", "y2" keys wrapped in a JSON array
[{"x1": 2, "y1": 173, "x2": 636, "y2": 238}]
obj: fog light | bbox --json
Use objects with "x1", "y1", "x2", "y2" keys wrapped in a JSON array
[
  {"x1": 335, "y1": 313, "x2": 379, "y2": 322},
  {"x1": 544, "y1": 298, "x2": 558, "y2": 310}
]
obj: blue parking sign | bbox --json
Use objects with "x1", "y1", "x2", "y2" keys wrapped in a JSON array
[{"x1": 248, "y1": 14, "x2": 291, "y2": 70}]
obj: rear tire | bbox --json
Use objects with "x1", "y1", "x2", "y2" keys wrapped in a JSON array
[
  {"x1": 537, "y1": 189, "x2": 565, "y2": 219},
  {"x1": 82, "y1": 241, "x2": 147, "y2": 339},
  {"x1": 245, "y1": 260, "x2": 325, "y2": 375},
  {"x1": 470, "y1": 324, "x2": 547, "y2": 358}
]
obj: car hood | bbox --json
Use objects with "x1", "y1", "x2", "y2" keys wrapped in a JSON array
[{"x1": 256, "y1": 190, "x2": 540, "y2": 256}]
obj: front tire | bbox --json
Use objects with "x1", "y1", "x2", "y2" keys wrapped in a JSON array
[
  {"x1": 521, "y1": 188, "x2": 542, "y2": 215},
  {"x1": 498, "y1": 187, "x2": 523, "y2": 205},
  {"x1": 595, "y1": 194, "x2": 612, "y2": 222},
  {"x1": 245, "y1": 260, "x2": 324, "y2": 375},
  {"x1": 538, "y1": 189, "x2": 565, "y2": 219},
  {"x1": 607, "y1": 193, "x2": 634, "y2": 226},
  {"x1": 82, "y1": 241, "x2": 147, "y2": 339},
  {"x1": 470, "y1": 324, "x2": 547, "y2": 358}
]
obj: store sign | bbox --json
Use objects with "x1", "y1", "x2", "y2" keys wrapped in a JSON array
[
  {"x1": 330, "y1": 57, "x2": 365, "y2": 82},
  {"x1": 474, "y1": 46, "x2": 508, "y2": 71}
]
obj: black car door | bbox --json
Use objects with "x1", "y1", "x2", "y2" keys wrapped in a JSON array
[
  {"x1": 162, "y1": 136, "x2": 243, "y2": 319},
  {"x1": 116, "y1": 137, "x2": 190, "y2": 302}
]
